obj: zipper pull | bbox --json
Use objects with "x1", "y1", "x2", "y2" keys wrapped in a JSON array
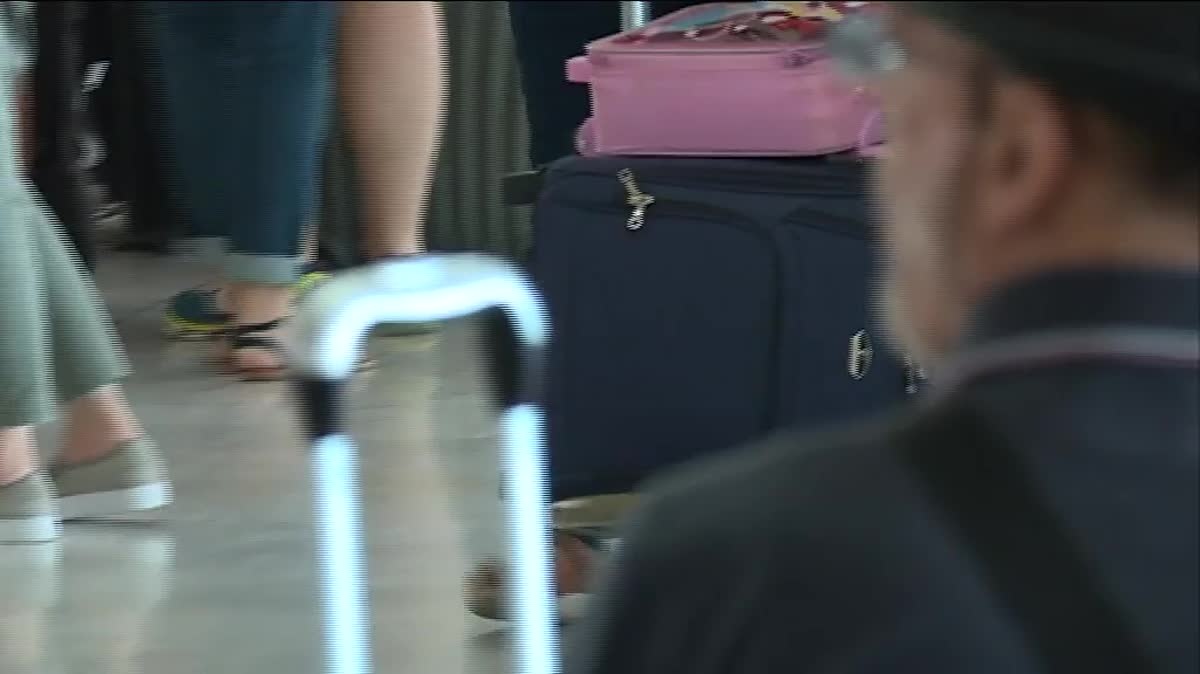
[{"x1": 617, "y1": 169, "x2": 655, "y2": 231}]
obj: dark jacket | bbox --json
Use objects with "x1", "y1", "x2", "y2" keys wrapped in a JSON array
[{"x1": 569, "y1": 268, "x2": 1199, "y2": 674}]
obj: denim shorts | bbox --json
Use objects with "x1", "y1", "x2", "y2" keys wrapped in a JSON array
[{"x1": 154, "y1": 1, "x2": 337, "y2": 284}]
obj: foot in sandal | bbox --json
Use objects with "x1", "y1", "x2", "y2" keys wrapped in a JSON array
[
  {"x1": 163, "y1": 265, "x2": 332, "y2": 342},
  {"x1": 224, "y1": 318, "x2": 378, "y2": 382},
  {"x1": 465, "y1": 531, "x2": 603, "y2": 623}
]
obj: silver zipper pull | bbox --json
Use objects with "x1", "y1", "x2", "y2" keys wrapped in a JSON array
[{"x1": 617, "y1": 169, "x2": 655, "y2": 231}]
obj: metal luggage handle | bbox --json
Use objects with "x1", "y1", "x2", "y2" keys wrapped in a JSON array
[
  {"x1": 568, "y1": 2, "x2": 649, "y2": 83},
  {"x1": 620, "y1": 0, "x2": 651, "y2": 32},
  {"x1": 291, "y1": 254, "x2": 556, "y2": 674}
]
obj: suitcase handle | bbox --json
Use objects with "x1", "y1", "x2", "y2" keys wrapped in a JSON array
[
  {"x1": 566, "y1": 55, "x2": 592, "y2": 84},
  {"x1": 291, "y1": 254, "x2": 557, "y2": 674}
]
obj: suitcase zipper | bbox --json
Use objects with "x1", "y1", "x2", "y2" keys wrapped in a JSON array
[
  {"x1": 557, "y1": 162, "x2": 865, "y2": 196},
  {"x1": 558, "y1": 192, "x2": 758, "y2": 232},
  {"x1": 617, "y1": 169, "x2": 656, "y2": 231},
  {"x1": 547, "y1": 169, "x2": 812, "y2": 232}
]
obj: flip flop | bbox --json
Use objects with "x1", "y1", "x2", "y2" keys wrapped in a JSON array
[
  {"x1": 464, "y1": 531, "x2": 603, "y2": 623},
  {"x1": 225, "y1": 319, "x2": 377, "y2": 382}
]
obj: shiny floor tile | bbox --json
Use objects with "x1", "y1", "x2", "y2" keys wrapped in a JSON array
[{"x1": 2, "y1": 252, "x2": 562, "y2": 674}]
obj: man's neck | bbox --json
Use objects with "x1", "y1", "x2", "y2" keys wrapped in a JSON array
[
  {"x1": 1083, "y1": 207, "x2": 1200, "y2": 268},
  {"x1": 972, "y1": 209, "x2": 1199, "y2": 308}
]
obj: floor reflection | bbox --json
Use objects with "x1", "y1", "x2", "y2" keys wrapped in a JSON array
[
  {"x1": 3, "y1": 251, "x2": 523, "y2": 673},
  {"x1": 1, "y1": 528, "x2": 175, "y2": 674}
]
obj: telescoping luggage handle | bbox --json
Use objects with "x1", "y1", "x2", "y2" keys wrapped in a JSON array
[
  {"x1": 620, "y1": 0, "x2": 651, "y2": 31},
  {"x1": 290, "y1": 254, "x2": 557, "y2": 674}
]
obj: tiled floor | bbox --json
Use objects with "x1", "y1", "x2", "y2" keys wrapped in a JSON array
[{"x1": 2, "y1": 251, "x2": 562, "y2": 673}]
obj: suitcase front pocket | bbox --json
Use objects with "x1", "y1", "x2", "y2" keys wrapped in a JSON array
[
  {"x1": 532, "y1": 190, "x2": 782, "y2": 491},
  {"x1": 776, "y1": 203, "x2": 909, "y2": 426}
]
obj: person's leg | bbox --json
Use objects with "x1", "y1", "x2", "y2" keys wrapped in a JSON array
[
  {"x1": 338, "y1": 1, "x2": 445, "y2": 259},
  {"x1": 5, "y1": 67, "x2": 158, "y2": 491},
  {"x1": 155, "y1": 2, "x2": 335, "y2": 370},
  {"x1": 145, "y1": 2, "x2": 234, "y2": 340},
  {"x1": 218, "y1": 2, "x2": 336, "y2": 375},
  {"x1": 24, "y1": 189, "x2": 170, "y2": 519},
  {"x1": 153, "y1": 2, "x2": 235, "y2": 252},
  {"x1": 153, "y1": 1, "x2": 330, "y2": 339},
  {"x1": 0, "y1": 187, "x2": 166, "y2": 541}
]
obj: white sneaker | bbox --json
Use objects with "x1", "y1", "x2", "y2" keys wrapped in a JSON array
[
  {"x1": 0, "y1": 473, "x2": 61, "y2": 544},
  {"x1": 49, "y1": 437, "x2": 172, "y2": 521}
]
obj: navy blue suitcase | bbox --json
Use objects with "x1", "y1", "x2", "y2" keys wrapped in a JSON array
[{"x1": 524, "y1": 155, "x2": 922, "y2": 502}]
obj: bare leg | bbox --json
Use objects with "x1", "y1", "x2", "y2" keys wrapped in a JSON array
[
  {"x1": 2, "y1": 384, "x2": 146, "y2": 484},
  {"x1": 339, "y1": 1, "x2": 447, "y2": 259},
  {"x1": 56, "y1": 384, "x2": 144, "y2": 466},
  {"x1": 0, "y1": 428, "x2": 38, "y2": 487}
]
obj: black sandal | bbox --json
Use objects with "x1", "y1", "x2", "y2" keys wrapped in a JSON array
[
  {"x1": 226, "y1": 319, "x2": 379, "y2": 381},
  {"x1": 226, "y1": 319, "x2": 291, "y2": 381}
]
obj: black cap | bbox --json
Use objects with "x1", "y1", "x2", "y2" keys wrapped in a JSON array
[{"x1": 907, "y1": 2, "x2": 1199, "y2": 145}]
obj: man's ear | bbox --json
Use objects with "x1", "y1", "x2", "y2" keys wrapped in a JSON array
[{"x1": 972, "y1": 78, "x2": 1074, "y2": 240}]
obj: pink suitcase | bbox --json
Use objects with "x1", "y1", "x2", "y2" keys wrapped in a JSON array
[{"x1": 568, "y1": 2, "x2": 883, "y2": 158}]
